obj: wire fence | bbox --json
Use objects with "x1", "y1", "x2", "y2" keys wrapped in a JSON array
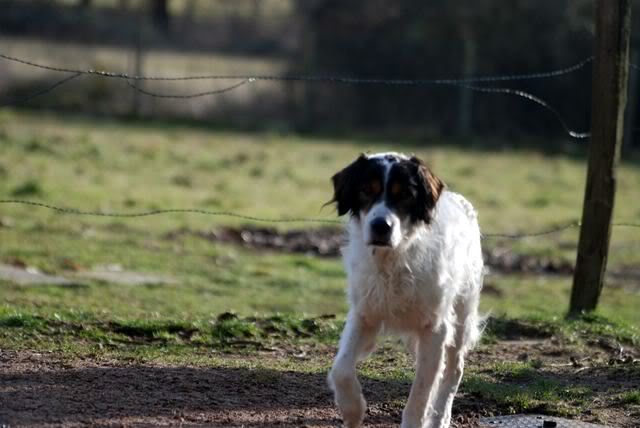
[
  {"x1": 1, "y1": 199, "x2": 639, "y2": 240},
  {"x1": 1, "y1": 52, "x2": 639, "y2": 242},
  {"x1": 0, "y1": 52, "x2": 594, "y2": 83},
  {"x1": 0, "y1": 52, "x2": 597, "y2": 139}
]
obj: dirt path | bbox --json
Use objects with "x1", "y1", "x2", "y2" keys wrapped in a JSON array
[
  {"x1": 0, "y1": 350, "x2": 386, "y2": 427},
  {"x1": 1, "y1": 339, "x2": 638, "y2": 427}
]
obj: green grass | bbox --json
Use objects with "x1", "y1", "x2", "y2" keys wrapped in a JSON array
[
  {"x1": 2, "y1": 110, "x2": 640, "y2": 232},
  {"x1": 481, "y1": 276, "x2": 640, "y2": 326},
  {"x1": 0, "y1": 110, "x2": 639, "y2": 358},
  {"x1": 0, "y1": 304, "x2": 636, "y2": 362},
  {"x1": 482, "y1": 313, "x2": 640, "y2": 348},
  {"x1": 490, "y1": 361, "x2": 539, "y2": 380},
  {"x1": 1, "y1": 111, "x2": 640, "y2": 313},
  {"x1": 619, "y1": 390, "x2": 640, "y2": 405},
  {"x1": 0, "y1": 110, "x2": 638, "y2": 255},
  {"x1": 0, "y1": 308, "x2": 343, "y2": 358},
  {"x1": 462, "y1": 371, "x2": 593, "y2": 417},
  {"x1": 0, "y1": 226, "x2": 347, "y2": 316}
]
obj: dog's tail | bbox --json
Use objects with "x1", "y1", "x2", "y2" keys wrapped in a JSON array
[{"x1": 468, "y1": 310, "x2": 490, "y2": 350}]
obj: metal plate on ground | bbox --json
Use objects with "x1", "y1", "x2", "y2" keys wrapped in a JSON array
[{"x1": 479, "y1": 414, "x2": 609, "y2": 428}]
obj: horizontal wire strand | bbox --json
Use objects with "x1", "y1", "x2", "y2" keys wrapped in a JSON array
[
  {"x1": 482, "y1": 222, "x2": 582, "y2": 239},
  {"x1": 0, "y1": 52, "x2": 593, "y2": 139},
  {"x1": 0, "y1": 199, "x2": 341, "y2": 224},
  {"x1": 2, "y1": 199, "x2": 639, "y2": 239},
  {"x1": 0, "y1": 72, "x2": 82, "y2": 107},
  {"x1": 124, "y1": 78, "x2": 254, "y2": 98},
  {"x1": 453, "y1": 83, "x2": 590, "y2": 139},
  {"x1": 0, "y1": 52, "x2": 594, "y2": 83}
]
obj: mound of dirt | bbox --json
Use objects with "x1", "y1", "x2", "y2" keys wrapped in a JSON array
[
  {"x1": 171, "y1": 226, "x2": 346, "y2": 258},
  {"x1": 168, "y1": 226, "x2": 575, "y2": 275}
]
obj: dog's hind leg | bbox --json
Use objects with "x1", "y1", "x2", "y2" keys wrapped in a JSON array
[
  {"x1": 328, "y1": 310, "x2": 380, "y2": 428},
  {"x1": 402, "y1": 334, "x2": 419, "y2": 359},
  {"x1": 429, "y1": 328, "x2": 465, "y2": 428},
  {"x1": 431, "y1": 298, "x2": 482, "y2": 428},
  {"x1": 401, "y1": 322, "x2": 449, "y2": 428}
]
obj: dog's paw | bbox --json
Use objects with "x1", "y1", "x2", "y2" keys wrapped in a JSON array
[
  {"x1": 338, "y1": 394, "x2": 366, "y2": 428},
  {"x1": 328, "y1": 367, "x2": 366, "y2": 427},
  {"x1": 400, "y1": 413, "x2": 448, "y2": 428}
]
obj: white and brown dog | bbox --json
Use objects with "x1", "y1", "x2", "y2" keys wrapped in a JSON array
[{"x1": 327, "y1": 152, "x2": 484, "y2": 428}]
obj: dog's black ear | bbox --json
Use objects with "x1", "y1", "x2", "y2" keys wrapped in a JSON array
[
  {"x1": 327, "y1": 154, "x2": 367, "y2": 216},
  {"x1": 410, "y1": 156, "x2": 445, "y2": 224}
]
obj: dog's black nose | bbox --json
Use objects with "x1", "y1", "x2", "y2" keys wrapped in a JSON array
[{"x1": 370, "y1": 217, "x2": 392, "y2": 244}]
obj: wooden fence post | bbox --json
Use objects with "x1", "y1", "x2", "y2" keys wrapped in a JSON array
[
  {"x1": 623, "y1": 44, "x2": 639, "y2": 151},
  {"x1": 569, "y1": 0, "x2": 632, "y2": 315},
  {"x1": 131, "y1": 10, "x2": 146, "y2": 117}
]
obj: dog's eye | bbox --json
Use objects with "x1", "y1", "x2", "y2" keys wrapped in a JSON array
[
  {"x1": 360, "y1": 187, "x2": 374, "y2": 198},
  {"x1": 360, "y1": 181, "x2": 381, "y2": 198},
  {"x1": 390, "y1": 182, "x2": 412, "y2": 199}
]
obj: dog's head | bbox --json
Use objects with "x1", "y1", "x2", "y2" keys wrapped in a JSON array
[{"x1": 329, "y1": 152, "x2": 444, "y2": 248}]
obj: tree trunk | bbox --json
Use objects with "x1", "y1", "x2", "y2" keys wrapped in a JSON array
[
  {"x1": 252, "y1": 0, "x2": 263, "y2": 22},
  {"x1": 623, "y1": 46, "x2": 638, "y2": 151},
  {"x1": 181, "y1": 0, "x2": 196, "y2": 32},
  {"x1": 569, "y1": 0, "x2": 631, "y2": 315},
  {"x1": 457, "y1": 23, "x2": 476, "y2": 137},
  {"x1": 293, "y1": 0, "x2": 319, "y2": 131},
  {"x1": 131, "y1": 13, "x2": 146, "y2": 117},
  {"x1": 151, "y1": 0, "x2": 170, "y2": 34}
]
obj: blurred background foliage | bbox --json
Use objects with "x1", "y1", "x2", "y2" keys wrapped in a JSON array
[{"x1": 2, "y1": 0, "x2": 633, "y2": 141}]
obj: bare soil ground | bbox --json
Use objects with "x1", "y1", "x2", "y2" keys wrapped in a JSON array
[
  {"x1": 0, "y1": 349, "x2": 385, "y2": 428},
  {"x1": 173, "y1": 226, "x2": 574, "y2": 275},
  {"x1": 2, "y1": 335, "x2": 639, "y2": 428},
  {"x1": 170, "y1": 225, "x2": 640, "y2": 282}
]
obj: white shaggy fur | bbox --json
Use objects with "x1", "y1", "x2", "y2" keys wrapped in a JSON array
[{"x1": 328, "y1": 154, "x2": 484, "y2": 428}]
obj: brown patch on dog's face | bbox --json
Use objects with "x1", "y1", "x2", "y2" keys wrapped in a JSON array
[
  {"x1": 363, "y1": 179, "x2": 382, "y2": 198},
  {"x1": 328, "y1": 155, "x2": 386, "y2": 217},
  {"x1": 358, "y1": 175, "x2": 384, "y2": 214},
  {"x1": 409, "y1": 156, "x2": 444, "y2": 223},
  {"x1": 381, "y1": 156, "x2": 444, "y2": 224},
  {"x1": 389, "y1": 181, "x2": 402, "y2": 197}
]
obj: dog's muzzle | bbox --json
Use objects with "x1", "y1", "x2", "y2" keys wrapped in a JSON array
[{"x1": 369, "y1": 217, "x2": 393, "y2": 246}]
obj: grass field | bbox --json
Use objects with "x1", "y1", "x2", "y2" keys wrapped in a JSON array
[
  {"x1": 1, "y1": 110, "x2": 639, "y2": 426},
  {"x1": 1, "y1": 108, "x2": 639, "y2": 323}
]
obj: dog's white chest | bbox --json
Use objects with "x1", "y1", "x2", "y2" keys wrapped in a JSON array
[{"x1": 348, "y1": 251, "x2": 444, "y2": 330}]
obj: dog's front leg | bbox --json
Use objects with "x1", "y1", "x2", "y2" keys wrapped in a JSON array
[
  {"x1": 401, "y1": 324, "x2": 448, "y2": 428},
  {"x1": 328, "y1": 310, "x2": 379, "y2": 428}
]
